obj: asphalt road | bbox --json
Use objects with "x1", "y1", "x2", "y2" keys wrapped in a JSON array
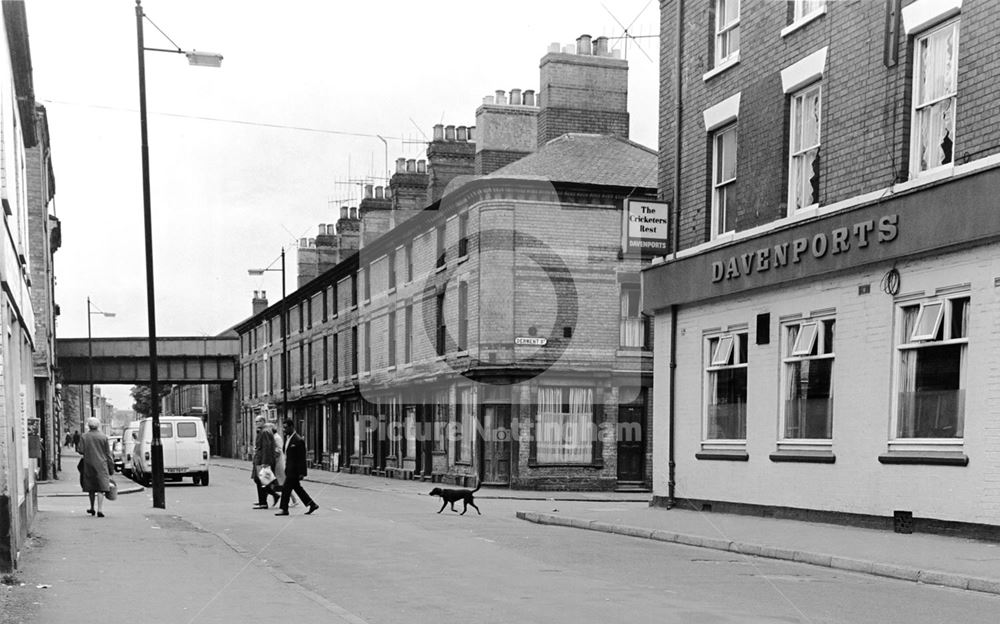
[{"x1": 125, "y1": 465, "x2": 1000, "y2": 624}]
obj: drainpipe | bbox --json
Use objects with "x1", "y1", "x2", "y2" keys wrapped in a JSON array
[{"x1": 666, "y1": 0, "x2": 685, "y2": 509}]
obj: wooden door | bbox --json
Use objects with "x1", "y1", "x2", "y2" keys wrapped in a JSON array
[
  {"x1": 482, "y1": 405, "x2": 511, "y2": 484},
  {"x1": 617, "y1": 397, "x2": 645, "y2": 482}
]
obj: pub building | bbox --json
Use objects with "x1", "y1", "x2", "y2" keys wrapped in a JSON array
[{"x1": 643, "y1": 0, "x2": 1000, "y2": 536}]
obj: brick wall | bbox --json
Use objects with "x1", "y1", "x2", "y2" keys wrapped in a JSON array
[
  {"x1": 537, "y1": 51, "x2": 629, "y2": 145},
  {"x1": 659, "y1": 0, "x2": 1000, "y2": 252}
]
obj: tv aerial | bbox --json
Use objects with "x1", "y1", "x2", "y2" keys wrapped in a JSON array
[{"x1": 602, "y1": 1, "x2": 657, "y2": 63}]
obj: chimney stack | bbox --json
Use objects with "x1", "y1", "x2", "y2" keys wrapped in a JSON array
[
  {"x1": 426, "y1": 120, "x2": 476, "y2": 203},
  {"x1": 537, "y1": 34, "x2": 629, "y2": 146},
  {"x1": 475, "y1": 85, "x2": 539, "y2": 174},
  {"x1": 252, "y1": 290, "x2": 268, "y2": 316}
]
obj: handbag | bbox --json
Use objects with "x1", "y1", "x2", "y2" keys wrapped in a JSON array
[
  {"x1": 258, "y1": 466, "x2": 276, "y2": 486},
  {"x1": 105, "y1": 479, "x2": 118, "y2": 501}
]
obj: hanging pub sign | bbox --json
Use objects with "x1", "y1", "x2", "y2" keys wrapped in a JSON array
[{"x1": 622, "y1": 198, "x2": 670, "y2": 257}]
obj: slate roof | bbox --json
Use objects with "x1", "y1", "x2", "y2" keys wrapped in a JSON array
[{"x1": 486, "y1": 133, "x2": 657, "y2": 189}]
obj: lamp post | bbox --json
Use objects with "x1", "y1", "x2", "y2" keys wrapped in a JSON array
[
  {"x1": 135, "y1": 0, "x2": 222, "y2": 509},
  {"x1": 87, "y1": 297, "x2": 115, "y2": 429},
  {"x1": 248, "y1": 248, "x2": 288, "y2": 420}
]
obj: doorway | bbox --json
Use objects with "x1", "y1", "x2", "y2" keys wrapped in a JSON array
[
  {"x1": 616, "y1": 390, "x2": 646, "y2": 483},
  {"x1": 482, "y1": 404, "x2": 511, "y2": 485}
]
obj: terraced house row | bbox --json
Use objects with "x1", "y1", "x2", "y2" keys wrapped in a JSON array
[{"x1": 236, "y1": 38, "x2": 658, "y2": 490}]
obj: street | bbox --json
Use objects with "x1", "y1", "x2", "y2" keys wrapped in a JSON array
[{"x1": 4, "y1": 464, "x2": 997, "y2": 624}]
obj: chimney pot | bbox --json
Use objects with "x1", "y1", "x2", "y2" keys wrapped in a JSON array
[
  {"x1": 340, "y1": 206, "x2": 348, "y2": 219},
  {"x1": 548, "y1": 42, "x2": 561, "y2": 53},
  {"x1": 406, "y1": 158, "x2": 416, "y2": 172},
  {"x1": 350, "y1": 207, "x2": 358, "y2": 219},
  {"x1": 318, "y1": 223, "x2": 327, "y2": 235},
  {"x1": 433, "y1": 124, "x2": 444, "y2": 141},
  {"x1": 309, "y1": 238, "x2": 316, "y2": 247},
  {"x1": 593, "y1": 36, "x2": 609, "y2": 56},
  {"x1": 523, "y1": 89, "x2": 536, "y2": 106},
  {"x1": 467, "y1": 126, "x2": 475, "y2": 141},
  {"x1": 417, "y1": 159, "x2": 427, "y2": 173},
  {"x1": 299, "y1": 238, "x2": 308, "y2": 248},
  {"x1": 495, "y1": 89, "x2": 507, "y2": 105},
  {"x1": 562, "y1": 44, "x2": 574, "y2": 54},
  {"x1": 510, "y1": 88, "x2": 522, "y2": 105},
  {"x1": 576, "y1": 34, "x2": 592, "y2": 55},
  {"x1": 365, "y1": 184, "x2": 374, "y2": 199},
  {"x1": 261, "y1": 290, "x2": 266, "y2": 299},
  {"x1": 445, "y1": 125, "x2": 456, "y2": 141},
  {"x1": 483, "y1": 95, "x2": 495, "y2": 105},
  {"x1": 395, "y1": 157, "x2": 406, "y2": 173},
  {"x1": 253, "y1": 290, "x2": 258, "y2": 298},
  {"x1": 375, "y1": 186, "x2": 383, "y2": 199},
  {"x1": 456, "y1": 125, "x2": 467, "y2": 141}
]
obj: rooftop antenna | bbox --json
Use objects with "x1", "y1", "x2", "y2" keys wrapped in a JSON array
[
  {"x1": 409, "y1": 118, "x2": 430, "y2": 142},
  {"x1": 602, "y1": 0, "x2": 657, "y2": 63}
]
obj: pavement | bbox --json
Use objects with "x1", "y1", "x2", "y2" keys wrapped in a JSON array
[{"x1": 2, "y1": 453, "x2": 998, "y2": 622}]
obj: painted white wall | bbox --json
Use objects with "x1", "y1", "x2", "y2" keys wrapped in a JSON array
[{"x1": 652, "y1": 244, "x2": 1000, "y2": 526}]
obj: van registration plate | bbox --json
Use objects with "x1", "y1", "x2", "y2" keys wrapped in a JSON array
[{"x1": 165, "y1": 467, "x2": 187, "y2": 473}]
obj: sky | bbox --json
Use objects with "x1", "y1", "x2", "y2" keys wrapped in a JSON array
[{"x1": 25, "y1": 0, "x2": 661, "y2": 409}]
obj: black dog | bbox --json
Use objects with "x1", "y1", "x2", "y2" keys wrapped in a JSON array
[{"x1": 429, "y1": 482, "x2": 482, "y2": 515}]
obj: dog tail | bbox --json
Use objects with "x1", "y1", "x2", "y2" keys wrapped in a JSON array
[{"x1": 473, "y1": 480, "x2": 482, "y2": 493}]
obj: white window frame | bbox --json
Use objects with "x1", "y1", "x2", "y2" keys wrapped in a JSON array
[
  {"x1": 703, "y1": 331, "x2": 748, "y2": 444},
  {"x1": 788, "y1": 82, "x2": 822, "y2": 213},
  {"x1": 711, "y1": 124, "x2": 738, "y2": 238},
  {"x1": 909, "y1": 18, "x2": 960, "y2": 178},
  {"x1": 779, "y1": 318, "x2": 835, "y2": 445},
  {"x1": 713, "y1": 0, "x2": 740, "y2": 68},
  {"x1": 890, "y1": 294, "x2": 969, "y2": 448},
  {"x1": 793, "y1": 0, "x2": 825, "y2": 23}
]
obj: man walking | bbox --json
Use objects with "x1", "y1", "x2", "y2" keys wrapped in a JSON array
[
  {"x1": 252, "y1": 415, "x2": 276, "y2": 509},
  {"x1": 276, "y1": 418, "x2": 319, "y2": 516}
]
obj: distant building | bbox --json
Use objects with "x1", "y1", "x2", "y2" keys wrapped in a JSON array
[{"x1": 644, "y1": 0, "x2": 1000, "y2": 536}]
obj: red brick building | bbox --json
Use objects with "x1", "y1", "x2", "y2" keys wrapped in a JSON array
[{"x1": 644, "y1": 0, "x2": 1000, "y2": 535}]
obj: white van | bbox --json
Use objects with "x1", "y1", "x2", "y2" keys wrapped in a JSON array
[
  {"x1": 131, "y1": 416, "x2": 210, "y2": 486},
  {"x1": 122, "y1": 420, "x2": 141, "y2": 478}
]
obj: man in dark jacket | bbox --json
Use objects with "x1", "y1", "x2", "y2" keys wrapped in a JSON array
[
  {"x1": 275, "y1": 419, "x2": 319, "y2": 516},
  {"x1": 252, "y1": 415, "x2": 276, "y2": 509}
]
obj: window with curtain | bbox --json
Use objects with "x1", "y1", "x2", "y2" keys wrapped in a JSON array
[
  {"x1": 404, "y1": 406, "x2": 416, "y2": 459},
  {"x1": 896, "y1": 296, "x2": 968, "y2": 439},
  {"x1": 705, "y1": 332, "x2": 748, "y2": 440},
  {"x1": 536, "y1": 386, "x2": 593, "y2": 464},
  {"x1": 620, "y1": 285, "x2": 645, "y2": 348},
  {"x1": 456, "y1": 387, "x2": 475, "y2": 463},
  {"x1": 911, "y1": 19, "x2": 959, "y2": 176},
  {"x1": 789, "y1": 82, "x2": 821, "y2": 211},
  {"x1": 433, "y1": 391, "x2": 448, "y2": 453},
  {"x1": 782, "y1": 319, "x2": 834, "y2": 440},
  {"x1": 712, "y1": 123, "x2": 738, "y2": 238}
]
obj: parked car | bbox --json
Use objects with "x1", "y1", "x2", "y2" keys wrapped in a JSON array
[
  {"x1": 122, "y1": 420, "x2": 141, "y2": 478},
  {"x1": 108, "y1": 435, "x2": 124, "y2": 473},
  {"x1": 131, "y1": 416, "x2": 210, "y2": 486}
]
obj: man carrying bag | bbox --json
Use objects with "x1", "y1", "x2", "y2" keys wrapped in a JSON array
[{"x1": 251, "y1": 415, "x2": 276, "y2": 509}]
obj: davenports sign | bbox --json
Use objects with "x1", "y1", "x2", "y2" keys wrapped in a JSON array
[{"x1": 622, "y1": 199, "x2": 669, "y2": 257}]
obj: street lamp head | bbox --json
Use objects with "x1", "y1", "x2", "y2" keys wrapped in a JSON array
[
  {"x1": 185, "y1": 51, "x2": 223, "y2": 67},
  {"x1": 247, "y1": 269, "x2": 265, "y2": 276}
]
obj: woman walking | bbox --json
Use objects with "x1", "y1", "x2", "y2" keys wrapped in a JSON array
[{"x1": 78, "y1": 417, "x2": 115, "y2": 517}]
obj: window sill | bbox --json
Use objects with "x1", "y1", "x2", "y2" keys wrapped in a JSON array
[
  {"x1": 456, "y1": 254, "x2": 468, "y2": 265},
  {"x1": 527, "y1": 461, "x2": 604, "y2": 469},
  {"x1": 387, "y1": 287, "x2": 396, "y2": 295},
  {"x1": 780, "y1": 8, "x2": 826, "y2": 38},
  {"x1": 695, "y1": 450, "x2": 749, "y2": 461},
  {"x1": 878, "y1": 451, "x2": 968, "y2": 466},
  {"x1": 703, "y1": 55, "x2": 740, "y2": 82},
  {"x1": 616, "y1": 347, "x2": 652, "y2": 357},
  {"x1": 387, "y1": 365, "x2": 397, "y2": 372},
  {"x1": 363, "y1": 298, "x2": 371, "y2": 306},
  {"x1": 435, "y1": 264, "x2": 447, "y2": 274},
  {"x1": 769, "y1": 450, "x2": 835, "y2": 463}
]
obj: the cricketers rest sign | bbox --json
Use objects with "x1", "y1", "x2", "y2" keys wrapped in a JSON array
[{"x1": 622, "y1": 199, "x2": 669, "y2": 256}]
